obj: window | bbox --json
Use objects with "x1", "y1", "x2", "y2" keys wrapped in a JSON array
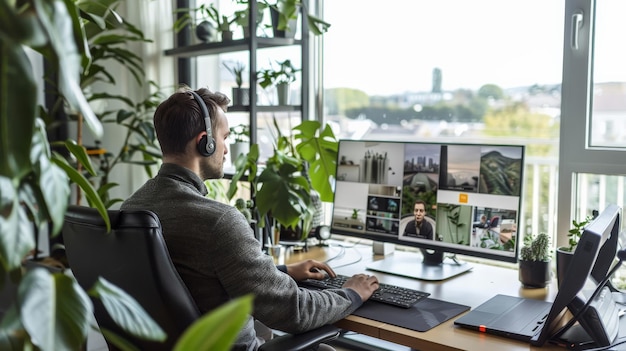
[
  {"x1": 558, "y1": 0, "x2": 626, "y2": 248},
  {"x1": 323, "y1": 0, "x2": 565, "y2": 241}
]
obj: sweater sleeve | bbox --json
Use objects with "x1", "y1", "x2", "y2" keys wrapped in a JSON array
[{"x1": 208, "y1": 207, "x2": 363, "y2": 333}]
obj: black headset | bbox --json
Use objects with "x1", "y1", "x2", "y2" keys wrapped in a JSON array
[{"x1": 189, "y1": 90, "x2": 216, "y2": 157}]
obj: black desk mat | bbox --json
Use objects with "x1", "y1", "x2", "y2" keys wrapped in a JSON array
[{"x1": 352, "y1": 298, "x2": 470, "y2": 332}]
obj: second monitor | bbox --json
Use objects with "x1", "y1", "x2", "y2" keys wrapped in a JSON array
[{"x1": 331, "y1": 140, "x2": 525, "y2": 280}]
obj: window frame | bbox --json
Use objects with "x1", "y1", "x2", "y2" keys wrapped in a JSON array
[{"x1": 557, "y1": 0, "x2": 626, "y2": 247}]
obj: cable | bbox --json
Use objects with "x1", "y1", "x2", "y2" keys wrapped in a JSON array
[
  {"x1": 323, "y1": 239, "x2": 372, "y2": 269},
  {"x1": 324, "y1": 245, "x2": 346, "y2": 264}
]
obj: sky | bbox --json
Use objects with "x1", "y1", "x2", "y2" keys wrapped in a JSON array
[{"x1": 322, "y1": 0, "x2": 625, "y2": 96}]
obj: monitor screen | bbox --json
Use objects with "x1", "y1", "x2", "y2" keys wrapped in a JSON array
[{"x1": 331, "y1": 140, "x2": 525, "y2": 280}]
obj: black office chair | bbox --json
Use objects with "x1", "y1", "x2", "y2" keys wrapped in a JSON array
[{"x1": 62, "y1": 205, "x2": 340, "y2": 351}]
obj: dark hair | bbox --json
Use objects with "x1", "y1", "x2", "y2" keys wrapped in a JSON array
[
  {"x1": 414, "y1": 199, "x2": 426, "y2": 208},
  {"x1": 153, "y1": 86, "x2": 230, "y2": 155}
]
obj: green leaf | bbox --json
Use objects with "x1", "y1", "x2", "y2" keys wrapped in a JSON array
[
  {"x1": 65, "y1": 139, "x2": 98, "y2": 176},
  {"x1": 227, "y1": 144, "x2": 259, "y2": 200},
  {"x1": 173, "y1": 295, "x2": 252, "y2": 351},
  {"x1": 0, "y1": 42, "x2": 37, "y2": 180},
  {"x1": 19, "y1": 269, "x2": 92, "y2": 351},
  {"x1": 29, "y1": 120, "x2": 71, "y2": 234},
  {"x1": 33, "y1": 0, "x2": 102, "y2": 137},
  {"x1": 51, "y1": 154, "x2": 110, "y2": 232},
  {"x1": 90, "y1": 277, "x2": 166, "y2": 341},
  {"x1": 0, "y1": 178, "x2": 35, "y2": 270},
  {"x1": 294, "y1": 122, "x2": 338, "y2": 202},
  {"x1": 0, "y1": 304, "x2": 26, "y2": 350},
  {"x1": 99, "y1": 327, "x2": 141, "y2": 351}
]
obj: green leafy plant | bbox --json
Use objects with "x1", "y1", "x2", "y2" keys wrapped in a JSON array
[
  {"x1": 0, "y1": 1, "x2": 247, "y2": 349},
  {"x1": 229, "y1": 124, "x2": 250, "y2": 143},
  {"x1": 224, "y1": 61, "x2": 246, "y2": 88},
  {"x1": 257, "y1": 59, "x2": 300, "y2": 88},
  {"x1": 235, "y1": 198, "x2": 255, "y2": 224},
  {"x1": 227, "y1": 120, "x2": 338, "y2": 236},
  {"x1": 234, "y1": 0, "x2": 268, "y2": 34},
  {"x1": 265, "y1": 0, "x2": 331, "y2": 36},
  {"x1": 351, "y1": 209, "x2": 360, "y2": 220},
  {"x1": 520, "y1": 233, "x2": 551, "y2": 262},
  {"x1": 563, "y1": 215, "x2": 593, "y2": 252},
  {"x1": 45, "y1": 0, "x2": 162, "y2": 209},
  {"x1": 173, "y1": 3, "x2": 236, "y2": 33}
]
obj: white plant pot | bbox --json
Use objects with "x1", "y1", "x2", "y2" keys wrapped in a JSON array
[{"x1": 230, "y1": 142, "x2": 250, "y2": 163}]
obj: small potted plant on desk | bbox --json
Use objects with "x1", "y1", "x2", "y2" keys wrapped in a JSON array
[
  {"x1": 519, "y1": 232, "x2": 552, "y2": 288},
  {"x1": 257, "y1": 59, "x2": 300, "y2": 105},
  {"x1": 556, "y1": 215, "x2": 593, "y2": 286}
]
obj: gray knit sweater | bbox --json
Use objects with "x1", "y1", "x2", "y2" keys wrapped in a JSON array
[{"x1": 121, "y1": 163, "x2": 362, "y2": 350}]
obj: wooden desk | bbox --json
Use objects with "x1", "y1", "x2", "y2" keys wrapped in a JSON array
[{"x1": 284, "y1": 242, "x2": 561, "y2": 351}]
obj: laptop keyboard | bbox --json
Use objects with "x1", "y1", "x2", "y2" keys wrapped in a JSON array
[{"x1": 300, "y1": 274, "x2": 430, "y2": 308}]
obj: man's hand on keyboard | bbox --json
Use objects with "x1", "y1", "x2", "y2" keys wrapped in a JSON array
[
  {"x1": 286, "y1": 259, "x2": 336, "y2": 281},
  {"x1": 343, "y1": 274, "x2": 380, "y2": 302}
]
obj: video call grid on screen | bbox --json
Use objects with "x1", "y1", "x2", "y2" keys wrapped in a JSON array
[{"x1": 332, "y1": 140, "x2": 524, "y2": 261}]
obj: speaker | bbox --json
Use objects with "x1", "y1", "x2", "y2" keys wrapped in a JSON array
[{"x1": 189, "y1": 91, "x2": 216, "y2": 157}]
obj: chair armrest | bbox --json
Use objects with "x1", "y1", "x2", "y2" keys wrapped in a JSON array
[{"x1": 258, "y1": 325, "x2": 341, "y2": 351}]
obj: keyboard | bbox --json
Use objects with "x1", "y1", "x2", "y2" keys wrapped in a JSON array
[{"x1": 300, "y1": 274, "x2": 430, "y2": 308}]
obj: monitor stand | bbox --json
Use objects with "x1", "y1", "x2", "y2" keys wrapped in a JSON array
[{"x1": 366, "y1": 248, "x2": 472, "y2": 281}]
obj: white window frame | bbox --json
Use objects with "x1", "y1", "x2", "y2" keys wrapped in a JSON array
[{"x1": 557, "y1": 0, "x2": 626, "y2": 247}]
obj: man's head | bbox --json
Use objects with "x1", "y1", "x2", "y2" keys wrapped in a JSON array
[
  {"x1": 153, "y1": 86, "x2": 231, "y2": 179},
  {"x1": 413, "y1": 200, "x2": 427, "y2": 223}
]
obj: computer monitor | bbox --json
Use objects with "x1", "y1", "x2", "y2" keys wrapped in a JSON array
[
  {"x1": 532, "y1": 204, "x2": 621, "y2": 347},
  {"x1": 331, "y1": 140, "x2": 524, "y2": 280}
]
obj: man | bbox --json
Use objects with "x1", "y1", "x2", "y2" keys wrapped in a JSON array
[
  {"x1": 121, "y1": 87, "x2": 379, "y2": 350},
  {"x1": 403, "y1": 200, "x2": 434, "y2": 240}
]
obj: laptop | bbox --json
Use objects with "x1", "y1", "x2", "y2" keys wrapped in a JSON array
[
  {"x1": 454, "y1": 294, "x2": 552, "y2": 341},
  {"x1": 455, "y1": 205, "x2": 621, "y2": 348}
]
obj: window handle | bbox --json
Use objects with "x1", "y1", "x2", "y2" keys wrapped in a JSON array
[{"x1": 571, "y1": 10, "x2": 584, "y2": 50}]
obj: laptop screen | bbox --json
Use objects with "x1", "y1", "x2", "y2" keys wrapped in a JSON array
[{"x1": 532, "y1": 204, "x2": 621, "y2": 346}]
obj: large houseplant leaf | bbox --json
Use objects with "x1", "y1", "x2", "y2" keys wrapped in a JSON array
[
  {"x1": 0, "y1": 38, "x2": 38, "y2": 180},
  {"x1": 256, "y1": 158, "x2": 314, "y2": 232},
  {"x1": 19, "y1": 268, "x2": 92, "y2": 351},
  {"x1": 293, "y1": 121, "x2": 338, "y2": 202},
  {"x1": 174, "y1": 295, "x2": 252, "y2": 351},
  {"x1": 32, "y1": 0, "x2": 102, "y2": 138},
  {"x1": 90, "y1": 277, "x2": 166, "y2": 342},
  {"x1": 0, "y1": 181, "x2": 35, "y2": 269}
]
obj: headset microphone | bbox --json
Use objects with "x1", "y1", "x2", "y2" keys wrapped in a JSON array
[{"x1": 189, "y1": 90, "x2": 216, "y2": 157}]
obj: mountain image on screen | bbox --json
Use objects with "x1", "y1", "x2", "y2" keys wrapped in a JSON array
[{"x1": 479, "y1": 150, "x2": 522, "y2": 196}]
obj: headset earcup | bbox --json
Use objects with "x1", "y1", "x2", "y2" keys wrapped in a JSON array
[{"x1": 197, "y1": 135, "x2": 216, "y2": 157}]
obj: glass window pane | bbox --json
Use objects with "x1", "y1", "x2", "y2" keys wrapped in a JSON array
[
  {"x1": 323, "y1": 0, "x2": 564, "y2": 241},
  {"x1": 590, "y1": 0, "x2": 626, "y2": 148}
]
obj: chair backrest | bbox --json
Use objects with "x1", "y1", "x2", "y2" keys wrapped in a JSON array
[
  {"x1": 62, "y1": 205, "x2": 200, "y2": 350},
  {"x1": 489, "y1": 216, "x2": 501, "y2": 228}
]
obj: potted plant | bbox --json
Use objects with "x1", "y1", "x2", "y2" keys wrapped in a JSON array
[
  {"x1": 1, "y1": 1, "x2": 249, "y2": 349},
  {"x1": 224, "y1": 61, "x2": 250, "y2": 106},
  {"x1": 174, "y1": 3, "x2": 237, "y2": 42},
  {"x1": 234, "y1": 0, "x2": 268, "y2": 38},
  {"x1": 229, "y1": 124, "x2": 251, "y2": 163},
  {"x1": 205, "y1": 5, "x2": 239, "y2": 41},
  {"x1": 555, "y1": 215, "x2": 593, "y2": 286},
  {"x1": 173, "y1": 3, "x2": 217, "y2": 42},
  {"x1": 227, "y1": 120, "x2": 338, "y2": 242},
  {"x1": 257, "y1": 59, "x2": 300, "y2": 105},
  {"x1": 264, "y1": 0, "x2": 331, "y2": 38},
  {"x1": 519, "y1": 233, "x2": 552, "y2": 288}
]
